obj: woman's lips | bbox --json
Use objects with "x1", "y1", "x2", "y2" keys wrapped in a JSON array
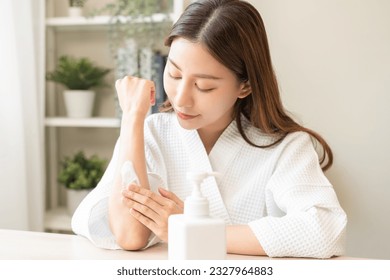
[{"x1": 176, "y1": 111, "x2": 199, "y2": 120}]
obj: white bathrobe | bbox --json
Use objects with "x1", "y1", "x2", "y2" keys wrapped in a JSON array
[{"x1": 72, "y1": 112, "x2": 347, "y2": 258}]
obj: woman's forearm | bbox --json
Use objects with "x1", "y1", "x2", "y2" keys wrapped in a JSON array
[
  {"x1": 226, "y1": 225, "x2": 266, "y2": 256},
  {"x1": 108, "y1": 113, "x2": 151, "y2": 250}
]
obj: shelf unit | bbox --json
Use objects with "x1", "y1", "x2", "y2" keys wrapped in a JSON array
[
  {"x1": 46, "y1": 14, "x2": 174, "y2": 29},
  {"x1": 44, "y1": 207, "x2": 72, "y2": 233},
  {"x1": 43, "y1": 0, "x2": 186, "y2": 232}
]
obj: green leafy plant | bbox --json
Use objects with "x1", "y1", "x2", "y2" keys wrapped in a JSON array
[
  {"x1": 58, "y1": 151, "x2": 106, "y2": 190},
  {"x1": 91, "y1": 0, "x2": 172, "y2": 58},
  {"x1": 69, "y1": 0, "x2": 87, "y2": 7},
  {"x1": 46, "y1": 55, "x2": 111, "y2": 90}
]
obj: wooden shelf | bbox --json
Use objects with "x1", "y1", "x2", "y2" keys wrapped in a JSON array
[
  {"x1": 45, "y1": 117, "x2": 120, "y2": 128},
  {"x1": 46, "y1": 15, "x2": 111, "y2": 27},
  {"x1": 44, "y1": 207, "x2": 72, "y2": 232}
]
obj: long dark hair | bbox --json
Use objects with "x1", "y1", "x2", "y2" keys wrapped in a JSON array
[{"x1": 161, "y1": 0, "x2": 333, "y2": 171}]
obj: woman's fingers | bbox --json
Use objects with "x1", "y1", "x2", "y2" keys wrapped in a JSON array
[
  {"x1": 121, "y1": 187, "x2": 161, "y2": 232},
  {"x1": 158, "y1": 187, "x2": 184, "y2": 209},
  {"x1": 115, "y1": 76, "x2": 156, "y2": 117},
  {"x1": 124, "y1": 184, "x2": 169, "y2": 206},
  {"x1": 130, "y1": 207, "x2": 168, "y2": 242},
  {"x1": 150, "y1": 87, "x2": 156, "y2": 105},
  {"x1": 122, "y1": 185, "x2": 168, "y2": 242},
  {"x1": 129, "y1": 200, "x2": 159, "y2": 222},
  {"x1": 121, "y1": 185, "x2": 183, "y2": 219},
  {"x1": 122, "y1": 187, "x2": 163, "y2": 211},
  {"x1": 121, "y1": 185, "x2": 182, "y2": 243},
  {"x1": 129, "y1": 208, "x2": 155, "y2": 230},
  {"x1": 123, "y1": 185, "x2": 184, "y2": 214}
]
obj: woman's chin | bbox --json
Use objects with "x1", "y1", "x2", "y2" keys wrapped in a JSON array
[{"x1": 176, "y1": 116, "x2": 200, "y2": 130}]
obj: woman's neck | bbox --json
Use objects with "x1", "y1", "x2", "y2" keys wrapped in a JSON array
[
  {"x1": 198, "y1": 130, "x2": 222, "y2": 154},
  {"x1": 197, "y1": 120, "x2": 233, "y2": 154}
]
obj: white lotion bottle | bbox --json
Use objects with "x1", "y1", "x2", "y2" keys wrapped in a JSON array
[{"x1": 168, "y1": 172, "x2": 226, "y2": 260}]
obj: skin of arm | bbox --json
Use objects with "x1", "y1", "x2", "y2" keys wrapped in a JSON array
[
  {"x1": 108, "y1": 77, "x2": 155, "y2": 250},
  {"x1": 226, "y1": 224, "x2": 266, "y2": 255}
]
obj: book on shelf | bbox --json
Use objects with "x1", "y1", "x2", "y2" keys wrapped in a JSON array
[
  {"x1": 151, "y1": 52, "x2": 167, "y2": 114},
  {"x1": 116, "y1": 43, "x2": 167, "y2": 117}
]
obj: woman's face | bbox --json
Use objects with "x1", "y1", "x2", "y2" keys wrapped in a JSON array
[{"x1": 163, "y1": 38, "x2": 249, "y2": 134}]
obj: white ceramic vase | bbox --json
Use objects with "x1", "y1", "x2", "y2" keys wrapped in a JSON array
[
  {"x1": 63, "y1": 90, "x2": 95, "y2": 118},
  {"x1": 66, "y1": 189, "x2": 90, "y2": 215},
  {"x1": 68, "y1": 7, "x2": 83, "y2": 17}
]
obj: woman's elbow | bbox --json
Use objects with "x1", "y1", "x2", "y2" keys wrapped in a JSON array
[
  {"x1": 315, "y1": 211, "x2": 348, "y2": 258},
  {"x1": 109, "y1": 219, "x2": 150, "y2": 250},
  {"x1": 108, "y1": 203, "x2": 150, "y2": 250},
  {"x1": 115, "y1": 233, "x2": 149, "y2": 251}
]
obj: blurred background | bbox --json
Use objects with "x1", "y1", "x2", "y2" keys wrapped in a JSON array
[{"x1": 0, "y1": 0, "x2": 389, "y2": 259}]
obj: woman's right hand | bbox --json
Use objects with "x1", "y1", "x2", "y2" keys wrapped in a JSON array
[{"x1": 115, "y1": 76, "x2": 156, "y2": 119}]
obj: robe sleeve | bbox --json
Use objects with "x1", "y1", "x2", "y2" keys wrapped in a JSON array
[
  {"x1": 71, "y1": 137, "x2": 165, "y2": 250},
  {"x1": 248, "y1": 132, "x2": 347, "y2": 258}
]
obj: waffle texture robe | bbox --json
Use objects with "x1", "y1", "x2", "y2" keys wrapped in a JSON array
[{"x1": 72, "y1": 112, "x2": 347, "y2": 258}]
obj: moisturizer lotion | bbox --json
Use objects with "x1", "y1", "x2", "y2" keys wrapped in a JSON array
[{"x1": 168, "y1": 172, "x2": 226, "y2": 260}]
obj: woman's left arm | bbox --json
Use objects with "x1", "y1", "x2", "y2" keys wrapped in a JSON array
[
  {"x1": 248, "y1": 132, "x2": 347, "y2": 258},
  {"x1": 226, "y1": 225, "x2": 266, "y2": 255}
]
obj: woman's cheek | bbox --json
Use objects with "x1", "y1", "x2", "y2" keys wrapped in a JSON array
[{"x1": 163, "y1": 69, "x2": 174, "y2": 100}]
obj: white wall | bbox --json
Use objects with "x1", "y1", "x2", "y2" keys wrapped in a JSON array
[{"x1": 248, "y1": 0, "x2": 390, "y2": 259}]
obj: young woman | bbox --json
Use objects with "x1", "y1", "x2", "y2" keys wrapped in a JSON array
[{"x1": 72, "y1": 0, "x2": 347, "y2": 258}]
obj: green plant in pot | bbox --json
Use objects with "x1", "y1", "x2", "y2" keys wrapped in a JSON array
[
  {"x1": 58, "y1": 151, "x2": 106, "y2": 214},
  {"x1": 46, "y1": 55, "x2": 111, "y2": 118},
  {"x1": 68, "y1": 0, "x2": 87, "y2": 17}
]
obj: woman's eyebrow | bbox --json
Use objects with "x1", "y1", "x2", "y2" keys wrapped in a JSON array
[{"x1": 168, "y1": 57, "x2": 222, "y2": 80}]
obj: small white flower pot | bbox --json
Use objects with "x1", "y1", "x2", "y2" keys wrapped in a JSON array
[
  {"x1": 63, "y1": 90, "x2": 95, "y2": 118},
  {"x1": 66, "y1": 189, "x2": 91, "y2": 215},
  {"x1": 68, "y1": 7, "x2": 83, "y2": 17}
]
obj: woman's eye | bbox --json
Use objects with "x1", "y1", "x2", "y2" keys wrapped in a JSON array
[
  {"x1": 195, "y1": 84, "x2": 214, "y2": 93},
  {"x1": 168, "y1": 73, "x2": 181, "y2": 80},
  {"x1": 197, "y1": 88, "x2": 214, "y2": 93}
]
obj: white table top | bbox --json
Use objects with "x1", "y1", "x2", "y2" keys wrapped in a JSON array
[
  {"x1": 0, "y1": 229, "x2": 263, "y2": 260},
  {"x1": 0, "y1": 229, "x2": 356, "y2": 260}
]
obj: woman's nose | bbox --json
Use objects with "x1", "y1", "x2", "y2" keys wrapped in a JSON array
[{"x1": 174, "y1": 81, "x2": 193, "y2": 108}]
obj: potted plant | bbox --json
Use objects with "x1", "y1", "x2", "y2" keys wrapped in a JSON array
[
  {"x1": 68, "y1": 0, "x2": 87, "y2": 17},
  {"x1": 46, "y1": 55, "x2": 111, "y2": 118},
  {"x1": 58, "y1": 151, "x2": 106, "y2": 215}
]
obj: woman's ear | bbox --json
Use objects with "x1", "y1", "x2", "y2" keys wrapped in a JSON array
[{"x1": 238, "y1": 81, "x2": 252, "y2": 99}]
